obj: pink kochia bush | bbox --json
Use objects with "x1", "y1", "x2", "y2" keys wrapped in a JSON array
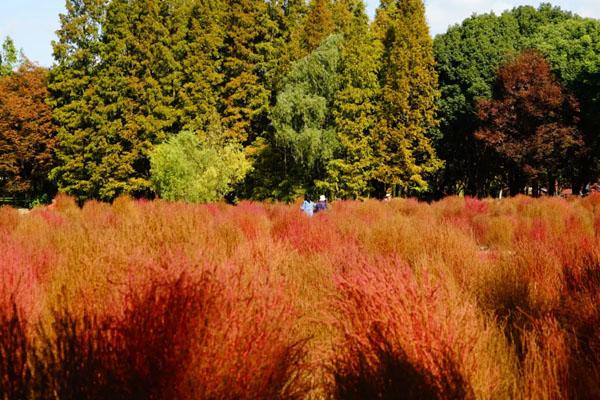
[
  {"x1": 330, "y1": 259, "x2": 476, "y2": 400},
  {"x1": 1, "y1": 194, "x2": 600, "y2": 399}
]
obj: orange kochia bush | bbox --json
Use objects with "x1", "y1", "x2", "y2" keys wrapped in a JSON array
[{"x1": 1, "y1": 195, "x2": 600, "y2": 399}]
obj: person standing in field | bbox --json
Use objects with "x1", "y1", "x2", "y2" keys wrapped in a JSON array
[
  {"x1": 301, "y1": 195, "x2": 315, "y2": 217},
  {"x1": 315, "y1": 195, "x2": 328, "y2": 213}
]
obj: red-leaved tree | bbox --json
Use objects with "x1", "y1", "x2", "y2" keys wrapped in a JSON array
[
  {"x1": 475, "y1": 51, "x2": 583, "y2": 195},
  {"x1": 0, "y1": 63, "x2": 56, "y2": 199}
]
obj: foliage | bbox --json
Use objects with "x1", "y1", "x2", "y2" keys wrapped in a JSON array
[
  {"x1": 320, "y1": 0, "x2": 380, "y2": 199},
  {"x1": 49, "y1": 0, "x2": 115, "y2": 201},
  {"x1": 0, "y1": 64, "x2": 57, "y2": 198},
  {"x1": 2, "y1": 196, "x2": 600, "y2": 397},
  {"x1": 373, "y1": 0, "x2": 442, "y2": 195},
  {"x1": 476, "y1": 51, "x2": 583, "y2": 195},
  {"x1": 220, "y1": 0, "x2": 275, "y2": 144},
  {"x1": 150, "y1": 131, "x2": 250, "y2": 203},
  {"x1": 251, "y1": 35, "x2": 343, "y2": 200},
  {"x1": 0, "y1": 37, "x2": 20, "y2": 76},
  {"x1": 433, "y1": 4, "x2": 579, "y2": 196},
  {"x1": 301, "y1": 0, "x2": 335, "y2": 53},
  {"x1": 528, "y1": 17, "x2": 600, "y2": 189}
]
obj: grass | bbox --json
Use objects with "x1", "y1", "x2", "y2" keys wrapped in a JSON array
[{"x1": 1, "y1": 194, "x2": 599, "y2": 399}]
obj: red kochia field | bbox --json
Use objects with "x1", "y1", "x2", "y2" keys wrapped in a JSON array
[{"x1": 1, "y1": 195, "x2": 599, "y2": 399}]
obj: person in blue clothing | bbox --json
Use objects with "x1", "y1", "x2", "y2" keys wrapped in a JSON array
[
  {"x1": 301, "y1": 195, "x2": 315, "y2": 216},
  {"x1": 314, "y1": 195, "x2": 328, "y2": 213}
]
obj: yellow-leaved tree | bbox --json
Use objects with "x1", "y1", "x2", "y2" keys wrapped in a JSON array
[{"x1": 373, "y1": 0, "x2": 443, "y2": 196}]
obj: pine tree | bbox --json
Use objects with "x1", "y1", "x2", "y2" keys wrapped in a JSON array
[
  {"x1": 372, "y1": 0, "x2": 442, "y2": 196},
  {"x1": 332, "y1": 0, "x2": 354, "y2": 35},
  {"x1": 51, "y1": 0, "x2": 187, "y2": 201},
  {"x1": 264, "y1": 0, "x2": 308, "y2": 93},
  {"x1": 87, "y1": 0, "x2": 186, "y2": 199}
]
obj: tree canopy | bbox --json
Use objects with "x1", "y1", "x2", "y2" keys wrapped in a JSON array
[
  {"x1": 433, "y1": 3, "x2": 592, "y2": 196},
  {"x1": 150, "y1": 130, "x2": 250, "y2": 203},
  {"x1": 0, "y1": 0, "x2": 598, "y2": 204},
  {"x1": 475, "y1": 51, "x2": 583, "y2": 195},
  {"x1": 0, "y1": 64, "x2": 56, "y2": 199}
]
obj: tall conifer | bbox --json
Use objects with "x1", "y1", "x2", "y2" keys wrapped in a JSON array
[
  {"x1": 51, "y1": 0, "x2": 188, "y2": 200},
  {"x1": 373, "y1": 0, "x2": 442, "y2": 195},
  {"x1": 323, "y1": 0, "x2": 380, "y2": 198},
  {"x1": 302, "y1": 0, "x2": 335, "y2": 52},
  {"x1": 179, "y1": 0, "x2": 225, "y2": 133},
  {"x1": 49, "y1": 0, "x2": 108, "y2": 200},
  {"x1": 87, "y1": 0, "x2": 185, "y2": 199},
  {"x1": 220, "y1": 0, "x2": 274, "y2": 143}
]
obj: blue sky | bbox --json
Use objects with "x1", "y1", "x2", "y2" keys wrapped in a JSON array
[{"x1": 1, "y1": 1, "x2": 599, "y2": 67}]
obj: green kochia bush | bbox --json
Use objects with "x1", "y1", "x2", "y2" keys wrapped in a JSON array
[{"x1": 150, "y1": 131, "x2": 251, "y2": 203}]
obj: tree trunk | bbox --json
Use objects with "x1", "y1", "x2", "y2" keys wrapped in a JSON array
[{"x1": 548, "y1": 174, "x2": 556, "y2": 196}]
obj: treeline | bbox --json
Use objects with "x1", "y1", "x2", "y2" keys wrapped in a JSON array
[
  {"x1": 0, "y1": 1, "x2": 599, "y2": 203},
  {"x1": 435, "y1": 4, "x2": 600, "y2": 197}
]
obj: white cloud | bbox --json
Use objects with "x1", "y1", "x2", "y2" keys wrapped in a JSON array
[{"x1": 365, "y1": 0, "x2": 600, "y2": 35}]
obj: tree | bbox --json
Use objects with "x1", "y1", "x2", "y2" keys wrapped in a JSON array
[
  {"x1": 178, "y1": 0, "x2": 225, "y2": 133},
  {"x1": 373, "y1": 0, "x2": 442, "y2": 196},
  {"x1": 51, "y1": 0, "x2": 188, "y2": 201},
  {"x1": 49, "y1": 0, "x2": 110, "y2": 201},
  {"x1": 529, "y1": 17, "x2": 600, "y2": 191},
  {"x1": 0, "y1": 64, "x2": 57, "y2": 199},
  {"x1": 271, "y1": 35, "x2": 343, "y2": 198},
  {"x1": 433, "y1": 4, "x2": 578, "y2": 196},
  {"x1": 244, "y1": 35, "x2": 342, "y2": 201},
  {"x1": 301, "y1": 0, "x2": 335, "y2": 52},
  {"x1": 264, "y1": 0, "x2": 308, "y2": 94},
  {"x1": 475, "y1": 51, "x2": 583, "y2": 195},
  {"x1": 150, "y1": 130, "x2": 250, "y2": 203},
  {"x1": 85, "y1": 0, "x2": 186, "y2": 200},
  {"x1": 220, "y1": 0, "x2": 276, "y2": 143},
  {"x1": 321, "y1": 0, "x2": 380, "y2": 199},
  {"x1": 0, "y1": 37, "x2": 20, "y2": 76}
]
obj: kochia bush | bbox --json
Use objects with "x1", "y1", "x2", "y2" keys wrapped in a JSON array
[{"x1": 1, "y1": 195, "x2": 599, "y2": 399}]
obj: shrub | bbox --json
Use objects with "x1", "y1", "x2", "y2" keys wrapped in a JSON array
[
  {"x1": 329, "y1": 260, "x2": 476, "y2": 400},
  {"x1": 0, "y1": 301, "x2": 32, "y2": 400}
]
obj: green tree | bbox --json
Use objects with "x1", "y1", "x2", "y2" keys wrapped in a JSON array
[
  {"x1": 49, "y1": 0, "x2": 109, "y2": 201},
  {"x1": 87, "y1": 0, "x2": 186, "y2": 200},
  {"x1": 220, "y1": 0, "x2": 276, "y2": 143},
  {"x1": 529, "y1": 17, "x2": 600, "y2": 190},
  {"x1": 433, "y1": 4, "x2": 578, "y2": 196},
  {"x1": 150, "y1": 130, "x2": 250, "y2": 203},
  {"x1": 373, "y1": 0, "x2": 442, "y2": 196},
  {"x1": 0, "y1": 37, "x2": 20, "y2": 76},
  {"x1": 321, "y1": 0, "x2": 380, "y2": 198},
  {"x1": 178, "y1": 0, "x2": 225, "y2": 133},
  {"x1": 248, "y1": 35, "x2": 343, "y2": 200},
  {"x1": 51, "y1": 0, "x2": 192, "y2": 201},
  {"x1": 264, "y1": 0, "x2": 308, "y2": 94}
]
